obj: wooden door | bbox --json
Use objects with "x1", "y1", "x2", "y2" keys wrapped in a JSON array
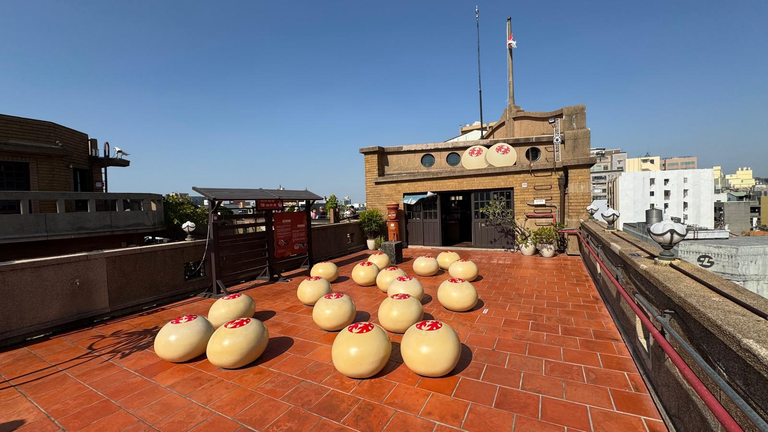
[
  {"x1": 472, "y1": 189, "x2": 514, "y2": 248},
  {"x1": 421, "y1": 195, "x2": 441, "y2": 246},
  {"x1": 405, "y1": 202, "x2": 423, "y2": 245}
]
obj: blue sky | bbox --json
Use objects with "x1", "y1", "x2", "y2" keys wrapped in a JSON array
[{"x1": 1, "y1": 0, "x2": 766, "y2": 202}]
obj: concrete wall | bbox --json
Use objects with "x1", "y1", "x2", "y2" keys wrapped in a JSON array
[
  {"x1": 612, "y1": 169, "x2": 714, "y2": 230},
  {"x1": 311, "y1": 221, "x2": 366, "y2": 261},
  {"x1": 0, "y1": 241, "x2": 209, "y2": 347},
  {"x1": 580, "y1": 221, "x2": 768, "y2": 431}
]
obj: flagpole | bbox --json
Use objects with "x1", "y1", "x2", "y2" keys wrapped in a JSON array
[
  {"x1": 475, "y1": 5, "x2": 485, "y2": 139},
  {"x1": 507, "y1": 17, "x2": 514, "y2": 107}
]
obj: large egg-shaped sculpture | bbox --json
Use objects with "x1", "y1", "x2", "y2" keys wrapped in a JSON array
[
  {"x1": 378, "y1": 294, "x2": 424, "y2": 333},
  {"x1": 437, "y1": 251, "x2": 460, "y2": 270},
  {"x1": 154, "y1": 315, "x2": 214, "y2": 363},
  {"x1": 331, "y1": 322, "x2": 391, "y2": 378},
  {"x1": 448, "y1": 259, "x2": 479, "y2": 281},
  {"x1": 208, "y1": 293, "x2": 256, "y2": 328},
  {"x1": 487, "y1": 143, "x2": 517, "y2": 167},
  {"x1": 367, "y1": 252, "x2": 390, "y2": 271},
  {"x1": 401, "y1": 320, "x2": 461, "y2": 377},
  {"x1": 413, "y1": 255, "x2": 439, "y2": 277},
  {"x1": 312, "y1": 293, "x2": 356, "y2": 331},
  {"x1": 461, "y1": 145, "x2": 489, "y2": 169},
  {"x1": 297, "y1": 276, "x2": 332, "y2": 305},
  {"x1": 311, "y1": 261, "x2": 339, "y2": 282},
  {"x1": 386, "y1": 275, "x2": 424, "y2": 301},
  {"x1": 376, "y1": 266, "x2": 407, "y2": 293},
  {"x1": 437, "y1": 278, "x2": 478, "y2": 312},
  {"x1": 206, "y1": 317, "x2": 269, "y2": 369},
  {"x1": 352, "y1": 261, "x2": 379, "y2": 286}
]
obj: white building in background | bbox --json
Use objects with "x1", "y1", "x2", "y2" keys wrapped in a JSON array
[{"x1": 607, "y1": 169, "x2": 714, "y2": 230}]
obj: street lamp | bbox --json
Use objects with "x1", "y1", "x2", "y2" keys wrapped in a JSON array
[
  {"x1": 182, "y1": 221, "x2": 196, "y2": 241},
  {"x1": 647, "y1": 220, "x2": 687, "y2": 261},
  {"x1": 586, "y1": 204, "x2": 598, "y2": 220},
  {"x1": 601, "y1": 208, "x2": 620, "y2": 230}
]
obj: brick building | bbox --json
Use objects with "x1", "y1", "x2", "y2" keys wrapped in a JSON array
[
  {"x1": 359, "y1": 35, "x2": 594, "y2": 248},
  {"x1": 0, "y1": 113, "x2": 129, "y2": 213}
]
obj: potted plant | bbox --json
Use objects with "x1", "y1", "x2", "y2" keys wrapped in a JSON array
[
  {"x1": 517, "y1": 227, "x2": 536, "y2": 256},
  {"x1": 532, "y1": 226, "x2": 560, "y2": 258},
  {"x1": 359, "y1": 209, "x2": 385, "y2": 250}
]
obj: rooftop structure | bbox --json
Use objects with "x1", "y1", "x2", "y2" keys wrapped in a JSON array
[
  {"x1": 625, "y1": 155, "x2": 660, "y2": 172},
  {"x1": 661, "y1": 156, "x2": 697, "y2": 171},
  {"x1": 589, "y1": 148, "x2": 626, "y2": 201},
  {"x1": 726, "y1": 167, "x2": 756, "y2": 190}
]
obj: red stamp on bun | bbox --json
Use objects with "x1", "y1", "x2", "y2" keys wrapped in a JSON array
[
  {"x1": 359, "y1": 261, "x2": 374, "y2": 267},
  {"x1": 224, "y1": 318, "x2": 251, "y2": 329},
  {"x1": 449, "y1": 278, "x2": 466, "y2": 283},
  {"x1": 348, "y1": 322, "x2": 375, "y2": 333},
  {"x1": 416, "y1": 320, "x2": 443, "y2": 331},
  {"x1": 324, "y1": 293, "x2": 344, "y2": 299},
  {"x1": 307, "y1": 276, "x2": 323, "y2": 281},
  {"x1": 391, "y1": 293, "x2": 411, "y2": 300},
  {"x1": 222, "y1": 293, "x2": 242, "y2": 300},
  {"x1": 385, "y1": 266, "x2": 399, "y2": 271},
  {"x1": 170, "y1": 315, "x2": 198, "y2": 324},
  {"x1": 396, "y1": 276, "x2": 413, "y2": 282}
]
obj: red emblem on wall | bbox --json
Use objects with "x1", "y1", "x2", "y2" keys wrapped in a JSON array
[
  {"x1": 307, "y1": 276, "x2": 323, "y2": 281},
  {"x1": 385, "y1": 266, "x2": 399, "y2": 271},
  {"x1": 468, "y1": 147, "x2": 484, "y2": 157},
  {"x1": 396, "y1": 276, "x2": 413, "y2": 282},
  {"x1": 170, "y1": 315, "x2": 198, "y2": 324},
  {"x1": 448, "y1": 278, "x2": 466, "y2": 283},
  {"x1": 224, "y1": 318, "x2": 251, "y2": 329},
  {"x1": 359, "y1": 261, "x2": 374, "y2": 267},
  {"x1": 348, "y1": 322, "x2": 375, "y2": 334},
  {"x1": 391, "y1": 293, "x2": 411, "y2": 300},
  {"x1": 416, "y1": 320, "x2": 443, "y2": 331},
  {"x1": 324, "y1": 293, "x2": 344, "y2": 299},
  {"x1": 222, "y1": 293, "x2": 242, "y2": 300},
  {"x1": 496, "y1": 145, "x2": 511, "y2": 155}
]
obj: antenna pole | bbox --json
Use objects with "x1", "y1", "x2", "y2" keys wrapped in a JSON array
[{"x1": 476, "y1": 5, "x2": 485, "y2": 139}]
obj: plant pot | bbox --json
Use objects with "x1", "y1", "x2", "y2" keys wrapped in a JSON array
[
  {"x1": 538, "y1": 243, "x2": 556, "y2": 258},
  {"x1": 367, "y1": 239, "x2": 377, "y2": 250},
  {"x1": 519, "y1": 243, "x2": 536, "y2": 256}
]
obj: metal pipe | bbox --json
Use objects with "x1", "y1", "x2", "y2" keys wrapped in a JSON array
[
  {"x1": 635, "y1": 294, "x2": 768, "y2": 431},
  {"x1": 560, "y1": 229, "x2": 743, "y2": 432}
]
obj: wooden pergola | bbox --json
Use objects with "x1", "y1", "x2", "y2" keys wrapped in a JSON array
[{"x1": 192, "y1": 187, "x2": 322, "y2": 297}]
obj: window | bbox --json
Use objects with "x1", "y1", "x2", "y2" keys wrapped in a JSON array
[
  {"x1": 664, "y1": 179, "x2": 670, "y2": 186},
  {"x1": 664, "y1": 203, "x2": 669, "y2": 211},
  {"x1": 683, "y1": 202, "x2": 689, "y2": 211},
  {"x1": 525, "y1": 147, "x2": 541, "y2": 162},
  {"x1": 650, "y1": 204, "x2": 655, "y2": 209},
  {"x1": 421, "y1": 154, "x2": 435, "y2": 168},
  {"x1": 664, "y1": 190, "x2": 671, "y2": 200},
  {"x1": 0, "y1": 161, "x2": 31, "y2": 215},
  {"x1": 650, "y1": 191, "x2": 655, "y2": 197},
  {"x1": 684, "y1": 189, "x2": 689, "y2": 198},
  {"x1": 446, "y1": 152, "x2": 461, "y2": 167},
  {"x1": 684, "y1": 177, "x2": 688, "y2": 184},
  {"x1": 650, "y1": 178, "x2": 655, "y2": 187}
]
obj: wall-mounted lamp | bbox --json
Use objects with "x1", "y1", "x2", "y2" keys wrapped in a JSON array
[
  {"x1": 648, "y1": 220, "x2": 686, "y2": 261},
  {"x1": 67, "y1": 163, "x2": 73, "y2": 169},
  {"x1": 601, "y1": 208, "x2": 620, "y2": 230}
]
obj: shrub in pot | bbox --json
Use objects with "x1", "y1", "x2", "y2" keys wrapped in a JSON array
[
  {"x1": 532, "y1": 226, "x2": 560, "y2": 258},
  {"x1": 359, "y1": 209, "x2": 385, "y2": 250}
]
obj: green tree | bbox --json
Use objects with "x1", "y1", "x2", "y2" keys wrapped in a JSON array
[
  {"x1": 163, "y1": 194, "x2": 209, "y2": 240},
  {"x1": 326, "y1": 194, "x2": 339, "y2": 212}
]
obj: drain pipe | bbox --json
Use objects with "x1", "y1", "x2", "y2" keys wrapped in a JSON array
[{"x1": 560, "y1": 229, "x2": 743, "y2": 432}]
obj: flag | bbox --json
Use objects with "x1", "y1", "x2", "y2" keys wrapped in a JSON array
[{"x1": 507, "y1": 34, "x2": 517, "y2": 49}]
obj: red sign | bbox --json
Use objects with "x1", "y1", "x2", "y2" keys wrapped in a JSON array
[
  {"x1": 273, "y1": 212, "x2": 308, "y2": 258},
  {"x1": 257, "y1": 199, "x2": 284, "y2": 210}
]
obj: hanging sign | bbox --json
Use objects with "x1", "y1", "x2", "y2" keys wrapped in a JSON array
[
  {"x1": 273, "y1": 212, "x2": 308, "y2": 258},
  {"x1": 257, "y1": 199, "x2": 283, "y2": 210}
]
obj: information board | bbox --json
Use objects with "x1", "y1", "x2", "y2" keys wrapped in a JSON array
[
  {"x1": 273, "y1": 212, "x2": 308, "y2": 258},
  {"x1": 257, "y1": 199, "x2": 284, "y2": 210}
]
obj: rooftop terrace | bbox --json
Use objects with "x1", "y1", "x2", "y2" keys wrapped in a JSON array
[{"x1": 0, "y1": 248, "x2": 665, "y2": 432}]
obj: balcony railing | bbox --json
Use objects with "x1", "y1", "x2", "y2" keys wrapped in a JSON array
[{"x1": 0, "y1": 191, "x2": 165, "y2": 243}]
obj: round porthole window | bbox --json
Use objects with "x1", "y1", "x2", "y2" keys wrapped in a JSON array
[
  {"x1": 446, "y1": 152, "x2": 461, "y2": 167},
  {"x1": 525, "y1": 147, "x2": 541, "y2": 162},
  {"x1": 421, "y1": 154, "x2": 435, "y2": 168}
]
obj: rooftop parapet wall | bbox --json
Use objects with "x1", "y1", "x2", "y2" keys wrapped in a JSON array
[{"x1": 579, "y1": 220, "x2": 768, "y2": 431}]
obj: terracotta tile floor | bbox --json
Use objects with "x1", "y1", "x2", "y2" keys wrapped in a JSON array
[{"x1": 0, "y1": 249, "x2": 667, "y2": 431}]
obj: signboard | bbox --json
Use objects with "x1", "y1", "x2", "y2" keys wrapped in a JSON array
[
  {"x1": 533, "y1": 199, "x2": 546, "y2": 205},
  {"x1": 273, "y1": 212, "x2": 308, "y2": 258},
  {"x1": 257, "y1": 199, "x2": 284, "y2": 210}
]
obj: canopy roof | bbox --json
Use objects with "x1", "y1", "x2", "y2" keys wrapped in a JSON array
[{"x1": 192, "y1": 187, "x2": 322, "y2": 202}]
